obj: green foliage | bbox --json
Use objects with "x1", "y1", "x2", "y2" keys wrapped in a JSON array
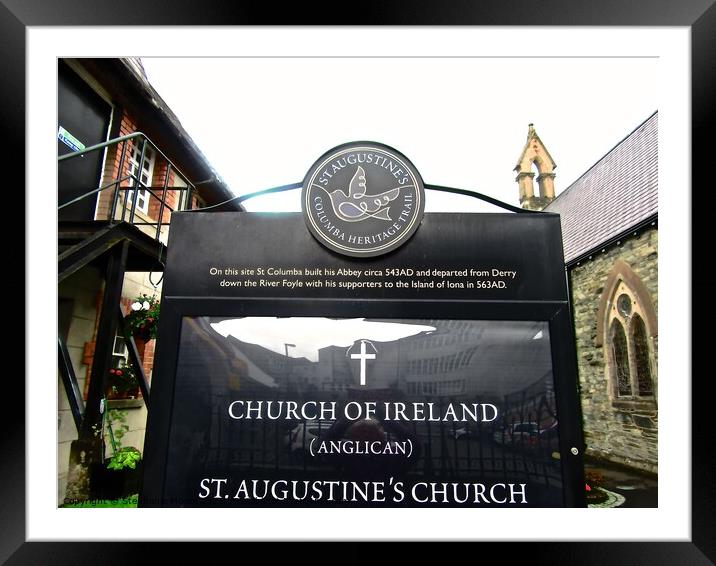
[
  {"x1": 108, "y1": 409, "x2": 130, "y2": 443},
  {"x1": 107, "y1": 446, "x2": 142, "y2": 471},
  {"x1": 103, "y1": 409, "x2": 142, "y2": 470}
]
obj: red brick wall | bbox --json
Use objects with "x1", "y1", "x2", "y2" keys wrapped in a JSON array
[
  {"x1": 96, "y1": 111, "x2": 182, "y2": 224},
  {"x1": 147, "y1": 162, "x2": 179, "y2": 225},
  {"x1": 120, "y1": 298, "x2": 155, "y2": 384},
  {"x1": 141, "y1": 340, "x2": 155, "y2": 381},
  {"x1": 96, "y1": 112, "x2": 139, "y2": 221}
]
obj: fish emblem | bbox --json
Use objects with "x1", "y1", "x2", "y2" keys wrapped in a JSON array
[{"x1": 324, "y1": 166, "x2": 401, "y2": 222}]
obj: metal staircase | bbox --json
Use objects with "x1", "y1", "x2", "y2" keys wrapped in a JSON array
[{"x1": 57, "y1": 132, "x2": 198, "y2": 454}]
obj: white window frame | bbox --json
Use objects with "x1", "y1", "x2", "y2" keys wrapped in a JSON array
[
  {"x1": 112, "y1": 333, "x2": 129, "y2": 368},
  {"x1": 127, "y1": 142, "x2": 155, "y2": 215}
]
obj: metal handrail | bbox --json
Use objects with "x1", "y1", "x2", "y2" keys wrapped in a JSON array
[
  {"x1": 57, "y1": 175, "x2": 133, "y2": 211},
  {"x1": 59, "y1": 131, "x2": 197, "y2": 192},
  {"x1": 59, "y1": 132, "x2": 204, "y2": 241}
]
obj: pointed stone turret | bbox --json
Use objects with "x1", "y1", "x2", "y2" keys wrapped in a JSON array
[{"x1": 514, "y1": 123, "x2": 557, "y2": 211}]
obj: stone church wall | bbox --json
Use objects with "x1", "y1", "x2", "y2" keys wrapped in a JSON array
[{"x1": 569, "y1": 227, "x2": 658, "y2": 473}]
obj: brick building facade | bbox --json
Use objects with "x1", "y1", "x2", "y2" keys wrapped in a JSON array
[{"x1": 58, "y1": 58, "x2": 242, "y2": 503}]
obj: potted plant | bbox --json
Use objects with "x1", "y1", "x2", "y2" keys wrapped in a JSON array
[
  {"x1": 107, "y1": 363, "x2": 140, "y2": 400},
  {"x1": 124, "y1": 293, "x2": 160, "y2": 342},
  {"x1": 90, "y1": 410, "x2": 143, "y2": 500},
  {"x1": 107, "y1": 446, "x2": 142, "y2": 472}
]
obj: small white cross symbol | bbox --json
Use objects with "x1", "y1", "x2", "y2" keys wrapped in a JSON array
[{"x1": 350, "y1": 340, "x2": 376, "y2": 386}]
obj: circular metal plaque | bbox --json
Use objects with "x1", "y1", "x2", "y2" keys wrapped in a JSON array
[{"x1": 301, "y1": 141, "x2": 425, "y2": 258}]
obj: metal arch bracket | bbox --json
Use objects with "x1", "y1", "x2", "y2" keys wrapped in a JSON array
[{"x1": 180, "y1": 181, "x2": 539, "y2": 214}]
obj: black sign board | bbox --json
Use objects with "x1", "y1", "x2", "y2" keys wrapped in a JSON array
[{"x1": 141, "y1": 211, "x2": 586, "y2": 508}]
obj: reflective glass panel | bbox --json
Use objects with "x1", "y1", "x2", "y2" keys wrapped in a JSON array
[{"x1": 163, "y1": 317, "x2": 564, "y2": 507}]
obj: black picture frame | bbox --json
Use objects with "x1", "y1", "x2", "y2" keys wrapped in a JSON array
[{"x1": 13, "y1": 1, "x2": 713, "y2": 562}]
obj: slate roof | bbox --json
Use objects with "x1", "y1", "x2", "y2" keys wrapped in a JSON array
[{"x1": 544, "y1": 112, "x2": 658, "y2": 264}]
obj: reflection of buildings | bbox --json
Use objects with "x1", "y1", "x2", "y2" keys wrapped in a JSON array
[
  {"x1": 400, "y1": 321, "x2": 549, "y2": 399},
  {"x1": 206, "y1": 318, "x2": 552, "y2": 403},
  {"x1": 166, "y1": 316, "x2": 562, "y2": 506},
  {"x1": 182, "y1": 317, "x2": 277, "y2": 392}
]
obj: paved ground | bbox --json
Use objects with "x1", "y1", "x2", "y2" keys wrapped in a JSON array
[{"x1": 584, "y1": 458, "x2": 658, "y2": 508}]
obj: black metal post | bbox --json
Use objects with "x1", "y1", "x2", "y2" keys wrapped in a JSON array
[
  {"x1": 111, "y1": 140, "x2": 128, "y2": 223},
  {"x1": 184, "y1": 186, "x2": 195, "y2": 211},
  {"x1": 80, "y1": 240, "x2": 129, "y2": 441},
  {"x1": 58, "y1": 336, "x2": 85, "y2": 433},
  {"x1": 64, "y1": 241, "x2": 129, "y2": 502},
  {"x1": 117, "y1": 307, "x2": 151, "y2": 405},
  {"x1": 156, "y1": 163, "x2": 171, "y2": 240},
  {"x1": 121, "y1": 168, "x2": 131, "y2": 223}
]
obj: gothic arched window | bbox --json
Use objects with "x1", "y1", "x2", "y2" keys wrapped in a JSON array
[
  {"x1": 610, "y1": 319, "x2": 631, "y2": 396},
  {"x1": 632, "y1": 315, "x2": 653, "y2": 396},
  {"x1": 596, "y1": 260, "x2": 657, "y2": 403}
]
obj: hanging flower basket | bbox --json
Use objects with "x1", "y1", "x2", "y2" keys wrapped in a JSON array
[{"x1": 124, "y1": 294, "x2": 160, "y2": 341}]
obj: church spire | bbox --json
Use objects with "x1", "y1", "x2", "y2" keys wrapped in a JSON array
[{"x1": 514, "y1": 123, "x2": 557, "y2": 211}]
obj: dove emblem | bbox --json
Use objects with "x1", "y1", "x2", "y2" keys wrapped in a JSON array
[
  {"x1": 324, "y1": 166, "x2": 401, "y2": 223},
  {"x1": 302, "y1": 142, "x2": 425, "y2": 257}
]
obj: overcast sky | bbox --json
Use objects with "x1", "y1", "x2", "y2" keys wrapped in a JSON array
[{"x1": 140, "y1": 57, "x2": 658, "y2": 213}]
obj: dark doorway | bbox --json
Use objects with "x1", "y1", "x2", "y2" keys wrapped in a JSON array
[{"x1": 58, "y1": 61, "x2": 112, "y2": 221}]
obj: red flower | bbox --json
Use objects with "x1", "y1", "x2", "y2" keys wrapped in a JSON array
[
  {"x1": 109, "y1": 369, "x2": 116, "y2": 375},
  {"x1": 116, "y1": 370, "x2": 123, "y2": 376},
  {"x1": 585, "y1": 484, "x2": 592, "y2": 492}
]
